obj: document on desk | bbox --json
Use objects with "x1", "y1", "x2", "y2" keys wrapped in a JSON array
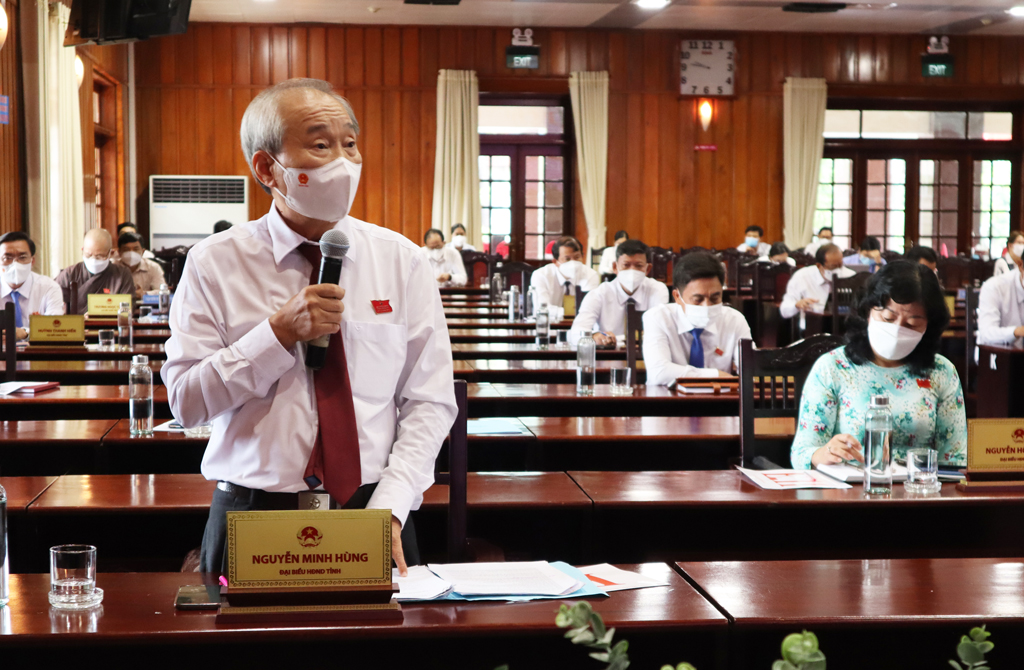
[
  {"x1": 395, "y1": 565, "x2": 453, "y2": 601},
  {"x1": 579, "y1": 564, "x2": 669, "y2": 592},
  {"x1": 737, "y1": 466, "x2": 852, "y2": 490},
  {"x1": 467, "y1": 418, "x2": 532, "y2": 436},
  {"x1": 0, "y1": 381, "x2": 60, "y2": 395},
  {"x1": 817, "y1": 462, "x2": 908, "y2": 483},
  {"x1": 153, "y1": 419, "x2": 186, "y2": 432},
  {"x1": 427, "y1": 561, "x2": 583, "y2": 596}
]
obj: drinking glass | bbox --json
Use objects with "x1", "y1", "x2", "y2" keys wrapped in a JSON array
[
  {"x1": 97, "y1": 330, "x2": 115, "y2": 349},
  {"x1": 555, "y1": 330, "x2": 569, "y2": 349},
  {"x1": 49, "y1": 545, "x2": 103, "y2": 609},
  {"x1": 139, "y1": 305, "x2": 153, "y2": 321},
  {"x1": 904, "y1": 447, "x2": 941, "y2": 494},
  {"x1": 609, "y1": 367, "x2": 633, "y2": 395}
]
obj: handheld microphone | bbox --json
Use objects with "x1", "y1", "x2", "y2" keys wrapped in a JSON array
[{"x1": 305, "y1": 229, "x2": 350, "y2": 370}]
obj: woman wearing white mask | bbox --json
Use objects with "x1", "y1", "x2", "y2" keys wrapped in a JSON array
[
  {"x1": 791, "y1": 261, "x2": 966, "y2": 470},
  {"x1": 571, "y1": 240, "x2": 668, "y2": 346},
  {"x1": 993, "y1": 231, "x2": 1024, "y2": 277},
  {"x1": 446, "y1": 224, "x2": 476, "y2": 253},
  {"x1": 642, "y1": 252, "x2": 751, "y2": 385},
  {"x1": 421, "y1": 229, "x2": 467, "y2": 286}
]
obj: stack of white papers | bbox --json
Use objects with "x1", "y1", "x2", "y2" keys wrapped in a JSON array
[
  {"x1": 578, "y1": 564, "x2": 670, "y2": 592},
  {"x1": 817, "y1": 462, "x2": 909, "y2": 483},
  {"x1": 427, "y1": 561, "x2": 582, "y2": 597},
  {"x1": 0, "y1": 381, "x2": 58, "y2": 395},
  {"x1": 737, "y1": 466, "x2": 852, "y2": 490},
  {"x1": 395, "y1": 566, "x2": 454, "y2": 601},
  {"x1": 467, "y1": 418, "x2": 531, "y2": 436}
]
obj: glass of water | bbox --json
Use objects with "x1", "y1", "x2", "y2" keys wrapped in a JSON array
[
  {"x1": 609, "y1": 367, "x2": 633, "y2": 395},
  {"x1": 904, "y1": 447, "x2": 941, "y2": 494},
  {"x1": 139, "y1": 305, "x2": 153, "y2": 322},
  {"x1": 555, "y1": 330, "x2": 569, "y2": 349},
  {"x1": 97, "y1": 330, "x2": 116, "y2": 349},
  {"x1": 49, "y1": 545, "x2": 103, "y2": 610}
]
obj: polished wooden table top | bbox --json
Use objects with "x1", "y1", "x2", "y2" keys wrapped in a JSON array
[
  {"x1": 101, "y1": 419, "x2": 208, "y2": 446},
  {"x1": 446, "y1": 319, "x2": 570, "y2": 330},
  {"x1": 85, "y1": 329, "x2": 169, "y2": 344},
  {"x1": 14, "y1": 344, "x2": 166, "y2": 361},
  {"x1": 0, "y1": 384, "x2": 169, "y2": 407},
  {"x1": 85, "y1": 319, "x2": 170, "y2": 330},
  {"x1": 447, "y1": 329, "x2": 538, "y2": 344},
  {"x1": 453, "y1": 343, "x2": 627, "y2": 360},
  {"x1": 27, "y1": 474, "x2": 217, "y2": 514},
  {"x1": 0, "y1": 476, "x2": 57, "y2": 514},
  {"x1": 0, "y1": 564, "x2": 724, "y2": 641},
  {"x1": 0, "y1": 419, "x2": 116, "y2": 445},
  {"x1": 466, "y1": 383, "x2": 738, "y2": 417},
  {"x1": 0, "y1": 360, "x2": 164, "y2": 385},
  {"x1": 678, "y1": 557, "x2": 1024, "y2": 625},
  {"x1": 421, "y1": 472, "x2": 592, "y2": 510},
  {"x1": 524, "y1": 416, "x2": 794, "y2": 441}
]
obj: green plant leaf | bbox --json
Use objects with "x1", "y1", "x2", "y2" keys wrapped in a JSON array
[
  {"x1": 970, "y1": 626, "x2": 991, "y2": 642},
  {"x1": 781, "y1": 631, "x2": 819, "y2": 664},
  {"x1": 947, "y1": 662, "x2": 963, "y2": 670},
  {"x1": 660, "y1": 666, "x2": 674, "y2": 670},
  {"x1": 590, "y1": 652, "x2": 610, "y2": 662},
  {"x1": 978, "y1": 641, "x2": 994, "y2": 654},
  {"x1": 772, "y1": 661, "x2": 798, "y2": 670},
  {"x1": 608, "y1": 658, "x2": 630, "y2": 670},
  {"x1": 494, "y1": 666, "x2": 509, "y2": 670},
  {"x1": 676, "y1": 665, "x2": 698, "y2": 670},
  {"x1": 570, "y1": 629, "x2": 595, "y2": 646},
  {"x1": 957, "y1": 642, "x2": 985, "y2": 664}
]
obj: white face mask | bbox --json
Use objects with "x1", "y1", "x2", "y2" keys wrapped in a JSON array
[
  {"x1": 427, "y1": 247, "x2": 445, "y2": 262},
  {"x1": 121, "y1": 251, "x2": 142, "y2": 268},
  {"x1": 682, "y1": 302, "x2": 722, "y2": 330},
  {"x1": 271, "y1": 154, "x2": 362, "y2": 223},
  {"x1": 1012, "y1": 243, "x2": 1024, "y2": 257},
  {"x1": 452, "y1": 235, "x2": 467, "y2": 249},
  {"x1": 821, "y1": 267, "x2": 835, "y2": 282},
  {"x1": 557, "y1": 259, "x2": 582, "y2": 280},
  {"x1": 868, "y1": 320, "x2": 925, "y2": 362},
  {"x1": 616, "y1": 269, "x2": 645, "y2": 294},
  {"x1": 745, "y1": 236, "x2": 759, "y2": 249},
  {"x1": 1, "y1": 261, "x2": 31, "y2": 287},
  {"x1": 84, "y1": 256, "x2": 110, "y2": 275}
]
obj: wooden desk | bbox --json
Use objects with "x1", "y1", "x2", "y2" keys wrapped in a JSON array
[
  {"x1": 85, "y1": 318, "x2": 170, "y2": 330},
  {"x1": 570, "y1": 470, "x2": 1024, "y2": 563},
  {"x1": 85, "y1": 329, "x2": 169, "y2": 344},
  {"x1": 443, "y1": 310, "x2": 508, "y2": 319},
  {"x1": 466, "y1": 359, "x2": 644, "y2": 385},
  {"x1": 0, "y1": 565, "x2": 725, "y2": 668},
  {"x1": 98, "y1": 420, "x2": 209, "y2": 474},
  {"x1": 0, "y1": 420, "x2": 117, "y2": 476},
  {"x1": 0, "y1": 476, "x2": 58, "y2": 514},
  {"x1": 0, "y1": 360, "x2": 164, "y2": 386},
  {"x1": 454, "y1": 343, "x2": 627, "y2": 361},
  {"x1": 0, "y1": 385, "x2": 173, "y2": 421},
  {"x1": 446, "y1": 319, "x2": 570, "y2": 330},
  {"x1": 977, "y1": 344, "x2": 1024, "y2": 417},
  {"x1": 467, "y1": 383, "x2": 738, "y2": 418},
  {"x1": 14, "y1": 344, "x2": 166, "y2": 361},
  {"x1": 678, "y1": 558, "x2": 1024, "y2": 667},
  {"x1": 447, "y1": 329, "x2": 538, "y2": 344}
]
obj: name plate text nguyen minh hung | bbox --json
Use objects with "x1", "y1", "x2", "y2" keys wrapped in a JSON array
[
  {"x1": 226, "y1": 509, "x2": 392, "y2": 589},
  {"x1": 967, "y1": 419, "x2": 1024, "y2": 471},
  {"x1": 28, "y1": 315, "x2": 85, "y2": 343},
  {"x1": 87, "y1": 294, "x2": 132, "y2": 317}
]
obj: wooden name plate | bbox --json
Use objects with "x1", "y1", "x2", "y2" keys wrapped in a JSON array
[{"x1": 957, "y1": 419, "x2": 1024, "y2": 492}]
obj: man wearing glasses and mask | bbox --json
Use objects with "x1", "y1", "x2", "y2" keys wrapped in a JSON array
[{"x1": 0, "y1": 232, "x2": 64, "y2": 340}]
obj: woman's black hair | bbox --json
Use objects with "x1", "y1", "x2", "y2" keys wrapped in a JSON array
[{"x1": 844, "y1": 260, "x2": 950, "y2": 377}]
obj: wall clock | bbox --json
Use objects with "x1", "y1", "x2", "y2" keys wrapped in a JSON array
[{"x1": 680, "y1": 39, "x2": 735, "y2": 97}]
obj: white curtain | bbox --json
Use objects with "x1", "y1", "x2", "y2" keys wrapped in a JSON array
[
  {"x1": 432, "y1": 70, "x2": 482, "y2": 250},
  {"x1": 569, "y1": 71, "x2": 608, "y2": 259},
  {"x1": 32, "y1": 1, "x2": 84, "y2": 277},
  {"x1": 783, "y1": 77, "x2": 827, "y2": 249}
]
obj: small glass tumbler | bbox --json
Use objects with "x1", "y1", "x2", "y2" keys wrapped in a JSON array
[
  {"x1": 556, "y1": 330, "x2": 569, "y2": 349},
  {"x1": 49, "y1": 545, "x2": 103, "y2": 610},
  {"x1": 139, "y1": 305, "x2": 153, "y2": 321},
  {"x1": 97, "y1": 330, "x2": 116, "y2": 349},
  {"x1": 609, "y1": 367, "x2": 633, "y2": 395},
  {"x1": 904, "y1": 447, "x2": 941, "y2": 494}
]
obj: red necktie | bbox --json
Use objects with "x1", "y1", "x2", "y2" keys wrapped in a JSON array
[{"x1": 297, "y1": 243, "x2": 362, "y2": 505}]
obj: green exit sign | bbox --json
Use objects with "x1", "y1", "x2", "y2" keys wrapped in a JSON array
[
  {"x1": 506, "y1": 46, "x2": 540, "y2": 69},
  {"x1": 922, "y1": 54, "x2": 954, "y2": 78}
]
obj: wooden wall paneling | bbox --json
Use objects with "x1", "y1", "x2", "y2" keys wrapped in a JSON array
[
  {"x1": 308, "y1": 26, "x2": 326, "y2": 81},
  {"x1": 0, "y1": 0, "x2": 23, "y2": 235},
  {"x1": 641, "y1": 92, "x2": 659, "y2": 245},
  {"x1": 232, "y1": 26, "x2": 251, "y2": 86},
  {"x1": 79, "y1": 66, "x2": 95, "y2": 230},
  {"x1": 346, "y1": 88, "x2": 366, "y2": 220},
  {"x1": 714, "y1": 99, "x2": 735, "y2": 243},
  {"x1": 473, "y1": 28, "x2": 493, "y2": 77},
  {"x1": 346, "y1": 27, "x2": 365, "y2": 87},
  {"x1": 271, "y1": 27, "x2": 289, "y2": 84},
  {"x1": 362, "y1": 90, "x2": 384, "y2": 225},
  {"x1": 195, "y1": 88, "x2": 217, "y2": 174},
  {"x1": 822, "y1": 35, "x2": 840, "y2": 83},
  {"x1": 982, "y1": 37, "x2": 1000, "y2": 86},
  {"x1": 194, "y1": 24, "x2": 214, "y2": 85},
  {"x1": 548, "y1": 30, "x2": 568, "y2": 78},
  {"x1": 1000, "y1": 37, "x2": 1018, "y2": 86},
  {"x1": 874, "y1": 35, "x2": 891, "y2": 84},
  {"x1": 732, "y1": 96, "x2": 750, "y2": 235},
  {"x1": 784, "y1": 35, "x2": 802, "y2": 80},
  {"x1": 364, "y1": 28, "x2": 383, "y2": 86},
  {"x1": 383, "y1": 28, "x2": 401, "y2": 87},
  {"x1": 383, "y1": 89, "x2": 403, "y2": 234},
  {"x1": 605, "y1": 91, "x2": 626, "y2": 243},
  {"x1": 624, "y1": 91, "x2": 643, "y2": 236},
  {"x1": 768, "y1": 33, "x2": 786, "y2": 90},
  {"x1": 401, "y1": 28, "x2": 419, "y2": 87},
  {"x1": 419, "y1": 28, "x2": 438, "y2": 88},
  {"x1": 857, "y1": 35, "x2": 874, "y2": 83},
  {"x1": 456, "y1": 29, "x2": 476, "y2": 71},
  {"x1": 419, "y1": 90, "x2": 435, "y2": 229},
  {"x1": 177, "y1": 90, "x2": 198, "y2": 176},
  {"x1": 657, "y1": 93, "x2": 679, "y2": 249},
  {"x1": 749, "y1": 34, "x2": 771, "y2": 93},
  {"x1": 434, "y1": 28, "x2": 456, "y2": 72},
  {"x1": 678, "y1": 98, "x2": 696, "y2": 245},
  {"x1": 212, "y1": 89, "x2": 234, "y2": 176},
  {"x1": 567, "y1": 30, "x2": 587, "y2": 74},
  {"x1": 745, "y1": 94, "x2": 768, "y2": 246},
  {"x1": 325, "y1": 26, "x2": 344, "y2": 85},
  {"x1": 177, "y1": 28, "x2": 197, "y2": 86},
  {"x1": 252, "y1": 26, "x2": 271, "y2": 86}
]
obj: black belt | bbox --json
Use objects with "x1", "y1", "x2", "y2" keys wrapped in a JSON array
[{"x1": 216, "y1": 481, "x2": 335, "y2": 510}]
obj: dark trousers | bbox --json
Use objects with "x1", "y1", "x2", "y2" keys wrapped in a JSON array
[{"x1": 199, "y1": 482, "x2": 420, "y2": 574}]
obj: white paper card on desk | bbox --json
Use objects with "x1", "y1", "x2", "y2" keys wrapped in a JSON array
[
  {"x1": 395, "y1": 565, "x2": 453, "y2": 601},
  {"x1": 678, "y1": 386, "x2": 715, "y2": 394},
  {"x1": 0, "y1": 381, "x2": 59, "y2": 395},
  {"x1": 467, "y1": 418, "x2": 531, "y2": 436},
  {"x1": 817, "y1": 462, "x2": 908, "y2": 483},
  {"x1": 578, "y1": 564, "x2": 670, "y2": 592},
  {"x1": 426, "y1": 561, "x2": 582, "y2": 596},
  {"x1": 153, "y1": 419, "x2": 186, "y2": 433},
  {"x1": 737, "y1": 466, "x2": 852, "y2": 490}
]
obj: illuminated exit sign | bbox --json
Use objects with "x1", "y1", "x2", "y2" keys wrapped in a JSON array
[
  {"x1": 506, "y1": 46, "x2": 540, "y2": 69},
  {"x1": 922, "y1": 54, "x2": 954, "y2": 78}
]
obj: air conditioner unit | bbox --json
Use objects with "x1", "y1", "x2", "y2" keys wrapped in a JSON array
[{"x1": 148, "y1": 175, "x2": 249, "y2": 251}]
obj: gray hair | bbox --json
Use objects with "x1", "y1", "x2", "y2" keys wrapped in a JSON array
[{"x1": 240, "y1": 78, "x2": 360, "y2": 194}]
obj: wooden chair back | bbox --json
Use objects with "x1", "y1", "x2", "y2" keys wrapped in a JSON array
[
  {"x1": 67, "y1": 280, "x2": 79, "y2": 315},
  {"x1": 590, "y1": 246, "x2": 608, "y2": 271},
  {"x1": 434, "y1": 380, "x2": 468, "y2": 562},
  {"x1": 734, "y1": 258, "x2": 758, "y2": 297},
  {"x1": 938, "y1": 256, "x2": 970, "y2": 289},
  {"x1": 964, "y1": 287, "x2": 980, "y2": 394},
  {"x1": 881, "y1": 250, "x2": 904, "y2": 264},
  {"x1": 4, "y1": 302, "x2": 15, "y2": 382},
  {"x1": 494, "y1": 261, "x2": 535, "y2": 293},
  {"x1": 153, "y1": 245, "x2": 191, "y2": 290},
  {"x1": 650, "y1": 248, "x2": 673, "y2": 283},
  {"x1": 754, "y1": 263, "x2": 792, "y2": 347},
  {"x1": 968, "y1": 259, "x2": 996, "y2": 287},
  {"x1": 460, "y1": 251, "x2": 499, "y2": 285},
  {"x1": 831, "y1": 272, "x2": 871, "y2": 335},
  {"x1": 625, "y1": 300, "x2": 644, "y2": 381},
  {"x1": 738, "y1": 334, "x2": 844, "y2": 467},
  {"x1": 790, "y1": 251, "x2": 814, "y2": 267}
]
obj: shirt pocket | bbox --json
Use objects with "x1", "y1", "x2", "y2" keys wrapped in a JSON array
[{"x1": 343, "y1": 321, "x2": 408, "y2": 404}]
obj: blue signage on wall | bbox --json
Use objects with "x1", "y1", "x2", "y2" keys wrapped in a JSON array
[{"x1": 0, "y1": 96, "x2": 9, "y2": 125}]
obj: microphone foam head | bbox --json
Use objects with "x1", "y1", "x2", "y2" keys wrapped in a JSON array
[{"x1": 320, "y1": 230, "x2": 350, "y2": 259}]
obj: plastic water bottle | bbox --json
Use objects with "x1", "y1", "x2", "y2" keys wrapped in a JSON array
[
  {"x1": 864, "y1": 395, "x2": 893, "y2": 495},
  {"x1": 117, "y1": 301, "x2": 133, "y2": 348},
  {"x1": 576, "y1": 330, "x2": 596, "y2": 396},
  {"x1": 536, "y1": 302, "x2": 550, "y2": 347},
  {"x1": 129, "y1": 355, "x2": 154, "y2": 437},
  {"x1": 0, "y1": 478, "x2": 8, "y2": 607},
  {"x1": 508, "y1": 285, "x2": 520, "y2": 322},
  {"x1": 157, "y1": 283, "x2": 171, "y2": 315}
]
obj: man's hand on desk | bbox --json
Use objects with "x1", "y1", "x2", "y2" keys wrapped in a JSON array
[
  {"x1": 592, "y1": 332, "x2": 615, "y2": 346},
  {"x1": 1014, "y1": 325, "x2": 1024, "y2": 338},
  {"x1": 269, "y1": 284, "x2": 346, "y2": 351},
  {"x1": 795, "y1": 298, "x2": 819, "y2": 312},
  {"x1": 392, "y1": 515, "x2": 408, "y2": 577}
]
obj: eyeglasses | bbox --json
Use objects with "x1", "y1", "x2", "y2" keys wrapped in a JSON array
[
  {"x1": 871, "y1": 306, "x2": 928, "y2": 330},
  {"x1": 1, "y1": 254, "x2": 31, "y2": 265}
]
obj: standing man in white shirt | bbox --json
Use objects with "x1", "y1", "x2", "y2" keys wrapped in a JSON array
[
  {"x1": 0, "y1": 232, "x2": 65, "y2": 340},
  {"x1": 447, "y1": 223, "x2": 476, "y2": 252},
  {"x1": 421, "y1": 228, "x2": 467, "y2": 285},
  {"x1": 779, "y1": 244, "x2": 855, "y2": 320},
  {"x1": 530, "y1": 236, "x2": 601, "y2": 316},
  {"x1": 571, "y1": 239, "x2": 669, "y2": 345},
  {"x1": 977, "y1": 266, "x2": 1024, "y2": 347},
  {"x1": 643, "y1": 252, "x2": 751, "y2": 385},
  {"x1": 737, "y1": 225, "x2": 771, "y2": 257},
  {"x1": 598, "y1": 230, "x2": 629, "y2": 276},
  {"x1": 162, "y1": 78, "x2": 457, "y2": 576}
]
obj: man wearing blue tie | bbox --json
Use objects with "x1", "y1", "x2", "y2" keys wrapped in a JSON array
[
  {"x1": 0, "y1": 232, "x2": 65, "y2": 340},
  {"x1": 642, "y1": 252, "x2": 751, "y2": 386}
]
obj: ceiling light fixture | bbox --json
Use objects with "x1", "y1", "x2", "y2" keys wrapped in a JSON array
[
  {"x1": 635, "y1": 0, "x2": 670, "y2": 9},
  {"x1": 1007, "y1": 5, "x2": 1024, "y2": 16}
]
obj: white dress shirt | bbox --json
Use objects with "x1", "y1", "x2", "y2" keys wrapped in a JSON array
[
  {"x1": 737, "y1": 241, "x2": 771, "y2": 257},
  {"x1": 642, "y1": 302, "x2": 752, "y2": 386},
  {"x1": 598, "y1": 246, "x2": 618, "y2": 275},
  {"x1": 779, "y1": 265, "x2": 856, "y2": 319},
  {"x1": 571, "y1": 276, "x2": 669, "y2": 338},
  {"x1": 994, "y1": 253, "x2": 1018, "y2": 277},
  {"x1": 163, "y1": 205, "x2": 458, "y2": 526},
  {"x1": 978, "y1": 267, "x2": 1024, "y2": 347},
  {"x1": 0, "y1": 272, "x2": 65, "y2": 330},
  {"x1": 530, "y1": 262, "x2": 602, "y2": 314},
  {"x1": 757, "y1": 256, "x2": 797, "y2": 267},
  {"x1": 421, "y1": 245, "x2": 467, "y2": 286}
]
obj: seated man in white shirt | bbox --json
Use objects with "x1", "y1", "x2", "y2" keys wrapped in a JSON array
[
  {"x1": 844, "y1": 235, "x2": 886, "y2": 271},
  {"x1": 643, "y1": 252, "x2": 751, "y2": 385},
  {"x1": 421, "y1": 228, "x2": 467, "y2": 285},
  {"x1": 447, "y1": 223, "x2": 476, "y2": 252},
  {"x1": 978, "y1": 266, "x2": 1024, "y2": 347},
  {"x1": 779, "y1": 244, "x2": 855, "y2": 320},
  {"x1": 802, "y1": 226, "x2": 836, "y2": 258},
  {"x1": 163, "y1": 78, "x2": 457, "y2": 576},
  {"x1": 530, "y1": 236, "x2": 601, "y2": 316},
  {"x1": 0, "y1": 231, "x2": 65, "y2": 340},
  {"x1": 598, "y1": 230, "x2": 629, "y2": 276},
  {"x1": 571, "y1": 239, "x2": 669, "y2": 346},
  {"x1": 760, "y1": 242, "x2": 796, "y2": 267},
  {"x1": 737, "y1": 225, "x2": 771, "y2": 257},
  {"x1": 993, "y1": 231, "x2": 1023, "y2": 277}
]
